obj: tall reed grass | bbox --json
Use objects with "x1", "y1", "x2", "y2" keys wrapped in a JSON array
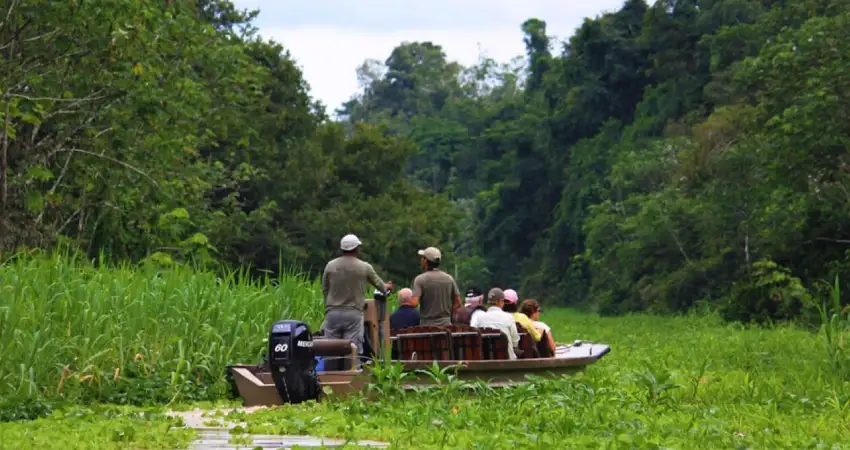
[
  {"x1": 3, "y1": 249, "x2": 848, "y2": 428},
  {"x1": 0, "y1": 251, "x2": 324, "y2": 410}
]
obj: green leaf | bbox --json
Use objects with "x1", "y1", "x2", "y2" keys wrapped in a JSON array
[
  {"x1": 26, "y1": 165, "x2": 54, "y2": 182},
  {"x1": 21, "y1": 113, "x2": 42, "y2": 126},
  {"x1": 24, "y1": 191, "x2": 45, "y2": 213}
]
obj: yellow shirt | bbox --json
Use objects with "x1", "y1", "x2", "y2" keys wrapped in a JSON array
[{"x1": 512, "y1": 312, "x2": 542, "y2": 341}]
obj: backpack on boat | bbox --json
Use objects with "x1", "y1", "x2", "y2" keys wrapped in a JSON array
[{"x1": 453, "y1": 304, "x2": 485, "y2": 325}]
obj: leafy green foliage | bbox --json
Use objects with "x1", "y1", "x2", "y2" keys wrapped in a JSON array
[
  {"x1": 2, "y1": 255, "x2": 848, "y2": 449},
  {"x1": 0, "y1": 0, "x2": 457, "y2": 286},
  {"x1": 721, "y1": 261, "x2": 816, "y2": 324},
  {"x1": 194, "y1": 306, "x2": 848, "y2": 449},
  {"x1": 341, "y1": 0, "x2": 850, "y2": 322},
  {"x1": 0, "y1": 405, "x2": 194, "y2": 449},
  {"x1": 0, "y1": 251, "x2": 326, "y2": 411},
  {"x1": 3, "y1": 0, "x2": 850, "y2": 347}
]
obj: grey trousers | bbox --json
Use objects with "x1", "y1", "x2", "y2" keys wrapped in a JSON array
[
  {"x1": 323, "y1": 309, "x2": 364, "y2": 353},
  {"x1": 421, "y1": 316, "x2": 452, "y2": 326}
]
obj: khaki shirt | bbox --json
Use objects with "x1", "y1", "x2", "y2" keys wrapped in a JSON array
[
  {"x1": 412, "y1": 269, "x2": 460, "y2": 323},
  {"x1": 322, "y1": 256, "x2": 387, "y2": 313}
]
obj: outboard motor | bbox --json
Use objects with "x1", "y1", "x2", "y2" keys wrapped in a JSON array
[{"x1": 267, "y1": 320, "x2": 320, "y2": 404}]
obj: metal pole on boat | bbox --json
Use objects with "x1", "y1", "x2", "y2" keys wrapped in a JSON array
[
  {"x1": 374, "y1": 289, "x2": 392, "y2": 363},
  {"x1": 382, "y1": 292, "x2": 391, "y2": 362}
]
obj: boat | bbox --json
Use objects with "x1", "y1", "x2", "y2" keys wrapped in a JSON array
[{"x1": 228, "y1": 297, "x2": 611, "y2": 407}]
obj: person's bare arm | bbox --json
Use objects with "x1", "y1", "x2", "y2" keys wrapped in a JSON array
[
  {"x1": 366, "y1": 263, "x2": 388, "y2": 293},
  {"x1": 321, "y1": 265, "x2": 330, "y2": 298},
  {"x1": 410, "y1": 276, "x2": 422, "y2": 305},
  {"x1": 451, "y1": 280, "x2": 461, "y2": 311},
  {"x1": 546, "y1": 331, "x2": 556, "y2": 354}
]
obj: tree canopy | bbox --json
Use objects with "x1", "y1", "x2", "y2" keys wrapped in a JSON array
[
  {"x1": 0, "y1": 0, "x2": 459, "y2": 284},
  {"x1": 338, "y1": 0, "x2": 850, "y2": 322},
  {"x1": 3, "y1": 0, "x2": 849, "y2": 322}
]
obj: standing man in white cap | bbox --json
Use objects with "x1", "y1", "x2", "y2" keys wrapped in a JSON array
[
  {"x1": 322, "y1": 234, "x2": 393, "y2": 358},
  {"x1": 410, "y1": 246, "x2": 461, "y2": 326}
]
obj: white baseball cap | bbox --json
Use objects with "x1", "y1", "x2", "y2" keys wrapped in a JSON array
[{"x1": 340, "y1": 234, "x2": 362, "y2": 251}]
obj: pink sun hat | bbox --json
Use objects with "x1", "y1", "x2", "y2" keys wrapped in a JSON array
[{"x1": 504, "y1": 289, "x2": 519, "y2": 304}]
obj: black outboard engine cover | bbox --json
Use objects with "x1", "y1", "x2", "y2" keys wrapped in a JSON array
[{"x1": 267, "y1": 320, "x2": 320, "y2": 404}]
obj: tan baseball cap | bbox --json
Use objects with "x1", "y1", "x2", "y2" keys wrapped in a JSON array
[
  {"x1": 417, "y1": 247, "x2": 441, "y2": 263},
  {"x1": 487, "y1": 287, "x2": 504, "y2": 305}
]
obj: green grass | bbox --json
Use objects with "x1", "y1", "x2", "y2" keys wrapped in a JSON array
[
  {"x1": 0, "y1": 250, "x2": 326, "y2": 413},
  {"x1": 1, "y1": 251, "x2": 849, "y2": 449},
  {"x1": 210, "y1": 309, "x2": 849, "y2": 449},
  {"x1": 0, "y1": 405, "x2": 195, "y2": 450}
]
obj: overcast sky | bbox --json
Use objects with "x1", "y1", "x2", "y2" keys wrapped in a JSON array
[{"x1": 230, "y1": 0, "x2": 626, "y2": 113}]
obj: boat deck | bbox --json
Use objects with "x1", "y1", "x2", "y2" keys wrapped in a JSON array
[
  {"x1": 228, "y1": 341, "x2": 610, "y2": 407},
  {"x1": 228, "y1": 300, "x2": 611, "y2": 407}
]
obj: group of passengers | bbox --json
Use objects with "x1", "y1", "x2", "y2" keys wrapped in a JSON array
[
  {"x1": 455, "y1": 286, "x2": 556, "y2": 357},
  {"x1": 320, "y1": 234, "x2": 555, "y2": 361},
  {"x1": 390, "y1": 285, "x2": 556, "y2": 359}
]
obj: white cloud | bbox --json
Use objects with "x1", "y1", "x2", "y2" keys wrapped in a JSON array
[
  {"x1": 233, "y1": 0, "x2": 626, "y2": 113},
  {"x1": 260, "y1": 26, "x2": 528, "y2": 112}
]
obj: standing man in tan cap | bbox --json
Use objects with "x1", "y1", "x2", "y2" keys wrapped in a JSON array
[{"x1": 410, "y1": 246, "x2": 461, "y2": 326}]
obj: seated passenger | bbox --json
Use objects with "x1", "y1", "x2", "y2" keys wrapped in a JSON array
[
  {"x1": 389, "y1": 288, "x2": 420, "y2": 330},
  {"x1": 452, "y1": 286, "x2": 486, "y2": 325},
  {"x1": 470, "y1": 288, "x2": 520, "y2": 359},
  {"x1": 520, "y1": 299, "x2": 556, "y2": 354},
  {"x1": 502, "y1": 289, "x2": 542, "y2": 343}
]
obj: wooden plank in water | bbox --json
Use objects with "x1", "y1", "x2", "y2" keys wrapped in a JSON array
[
  {"x1": 191, "y1": 430, "x2": 388, "y2": 449},
  {"x1": 169, "y1": 409, "x2": 389, "y2": 449}
]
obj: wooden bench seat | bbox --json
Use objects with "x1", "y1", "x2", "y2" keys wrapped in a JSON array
[
  {"x1": 395, "y1": 326, "x2": 452, "y2": 360},
  {"x1": 478, "y1": 327, "x2": 511, "y2": 360},
  {"x1": 379, "y1": 324, "x2": 526, "y2": 362},
  {"x1": 537, "y1": 330, "x2": 554, "y2": 358},
  {"x1": 515, "y1": 323, "x2": 538, "y2": 359},
  {"x1": 448, "y1": 324, "x2": 483, "y2": 361}
]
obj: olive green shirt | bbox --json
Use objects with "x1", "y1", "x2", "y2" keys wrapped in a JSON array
[
  {"x1": 412, "y1": 269, "x2": 460, "y2": 323},
  {"x1": 322, "y1": 256, "x2": 387, "y2": 313}
]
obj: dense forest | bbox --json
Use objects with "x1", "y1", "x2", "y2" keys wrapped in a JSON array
[{"x1": 2, "y1": 0, "x2": 849, "y2": 323}]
